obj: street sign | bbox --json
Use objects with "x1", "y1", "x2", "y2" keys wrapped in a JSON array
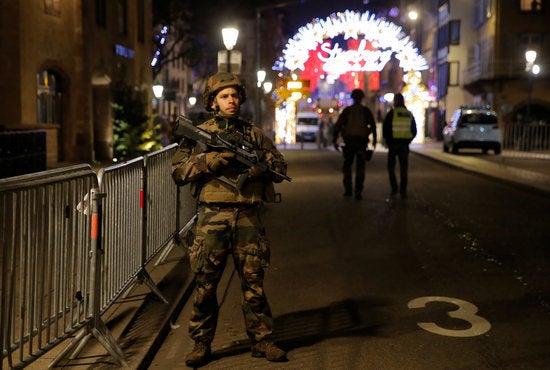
[{"x1": 217, "y1": 50, "x2": 242, "y2": 74}]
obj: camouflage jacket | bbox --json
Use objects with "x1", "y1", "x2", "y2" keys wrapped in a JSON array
[{"x1": 171, "y1": 116, "x2": 287, "y2": 204}]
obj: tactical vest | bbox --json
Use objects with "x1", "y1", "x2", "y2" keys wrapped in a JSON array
[
  {"x1": 193, "y1": 117, "x2": 272, "y2": 204},
  {"x1": 392, "y1": 107, "x2": 414, "y2": 139}
]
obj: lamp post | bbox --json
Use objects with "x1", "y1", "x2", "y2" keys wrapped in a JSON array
[
  {"x1": 256, "y1": 70, "x2": 266, "y2": 127},
  {"x1": 525, "y1": 50, "x2": 540, "y2": 122},
  {"x1": 222, "y1": 27, "x2": 239, "y2": 73}
]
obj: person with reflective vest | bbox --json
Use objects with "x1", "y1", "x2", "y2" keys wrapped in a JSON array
[{"x1": 382, "y1": 93, "x2": 417, "y2": 198}]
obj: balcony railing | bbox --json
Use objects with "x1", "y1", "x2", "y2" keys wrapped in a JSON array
[{"x1": 463, "y1": 60, "x2": 525, "y2": 85}]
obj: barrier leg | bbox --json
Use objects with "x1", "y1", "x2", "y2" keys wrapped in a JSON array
[
  {"x1": 155, "y1": 214, "x2": 196, "y2": 266},
  {"x1": 50, "y1": 188, "x2": 127, "y2": 367}
]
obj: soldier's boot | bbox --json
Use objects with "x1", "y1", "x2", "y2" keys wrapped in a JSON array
[
  {"x1": 251, "y1": 340, "x2": 287, "y2": 362},
  {"x1": 185, "y1": 341, "x2": 211, "y2": 367}
]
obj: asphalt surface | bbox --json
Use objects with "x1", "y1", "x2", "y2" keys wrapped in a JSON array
[{"x1": 33, "y1": 141, "x2": 550, "y2": 369}]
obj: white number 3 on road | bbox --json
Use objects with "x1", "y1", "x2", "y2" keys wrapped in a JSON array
[{"x1": 407, "y1": 296, "x2": 491, "y2": 337}]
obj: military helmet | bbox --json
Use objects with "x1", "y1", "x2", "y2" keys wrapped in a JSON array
[
  {"x1": 202, "y1": 72, "x2": 247, "y2": 112},
  {"x1": 350, "y1": 89, "x2": 365, "y2": 100}
]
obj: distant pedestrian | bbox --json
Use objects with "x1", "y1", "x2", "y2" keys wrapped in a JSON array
[
  {"x1": 318, "y1": 118, "x2": 332, "y2": 148},
  {"x1": 382, "y1": 93, "x2": 417, "y2": 198},
  {"x1": 332, "y1": 89, "x2": 377, "y2": 200}
]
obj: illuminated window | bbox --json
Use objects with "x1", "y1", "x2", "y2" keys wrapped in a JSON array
[
  {"x1": 37, "y1": 70, "x2": 63, "y2": 124},
  {"x1": 43, "y1": 0, "x2": 61, "y2": 16},
  {"x1": 520, "y1": 0, "x2": 544, "y2": 12}
]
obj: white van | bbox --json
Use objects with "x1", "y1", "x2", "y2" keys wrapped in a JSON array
[{"x1": 296, "y1": 111, "x2": 320, "y2": 142}]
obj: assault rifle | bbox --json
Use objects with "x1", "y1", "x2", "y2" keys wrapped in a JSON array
[{"x1": 173, "y1": 115, "x2": 291, "y2": 190}]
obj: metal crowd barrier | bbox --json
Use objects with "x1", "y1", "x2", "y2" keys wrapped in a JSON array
[
  {"x1": 503, "y1": 123, "x2": 550, "y2": 154},
  {"x1": 144, "y1": 146, "x2": 180, "y2": 263},
  {"x1": 1, "y1": 144, "x2": 194, "y2": 369},
  {"x1": 1, "y1": 165, "x2": 98, "y2": 369}
]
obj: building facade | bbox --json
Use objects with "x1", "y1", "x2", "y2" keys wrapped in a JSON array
[
  {"x1": 0, "y1": 0, "x2": 153, "y2": 166},
  {"x1": 412, "y1": 0, "x2": 549, "y2": 140}
]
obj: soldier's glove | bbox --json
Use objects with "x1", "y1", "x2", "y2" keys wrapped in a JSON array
[
  {"x1": 205, "y1": 152, "x2": 235, "y2": 172},
  {"x1": 269, "y1": 161, "x2": 287, "y2": 183},
  {"x1": 248, "y1": 165, "x2": 264, "y2": 179}
]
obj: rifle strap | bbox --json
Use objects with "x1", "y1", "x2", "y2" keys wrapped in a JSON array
[{"x1": 248, "y1": 126, "x2": 257, "y2": 145}]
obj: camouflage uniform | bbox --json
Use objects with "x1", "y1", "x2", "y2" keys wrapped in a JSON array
[{"x1": 171, "y1": 114, "x2": 287, "y2": 346}]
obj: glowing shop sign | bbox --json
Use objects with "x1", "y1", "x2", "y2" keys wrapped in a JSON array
[
  {"x1": 281, "y1": 10, "x2": 428, "y2": 75},
  {"x1": 317, "y1": 39, "x2": 393, "y2": 75}
]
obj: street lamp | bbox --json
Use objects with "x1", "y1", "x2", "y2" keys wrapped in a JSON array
[
  {"x1": 525, "y1": 50, "x2": 540, "y2": 122},
  {"x1": 222, "y1": 27, "x2": 239, "y2": 72},
  {"x1": 408, "y1": 10, "x2": 419, "y2": 21},
  {"x1": 257, "y1": 70, "x2": 266, "y2": 87},
  {"x1": 152, "y1": 84, "x2": 164, "y2": 114}
]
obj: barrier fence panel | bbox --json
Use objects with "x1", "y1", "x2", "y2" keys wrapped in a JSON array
[
  {"x1": 144, "y1": 144, "x2": 179, "y2": 262},
  {"x1": 1, "y1": 165, "x2": 97, "y2": 370},
  {"x1": 153, "y1": 147, "x2": 198, "y2": 266},
  {"x1": 96, "y1": 157, "x2": 154, "y2": 310},
  {"x1": 2, "y1": 146, "x2": 194, "y2": 368},
  {"x1": 503, "y1": 123, "x2": 550, "y2": 155}
]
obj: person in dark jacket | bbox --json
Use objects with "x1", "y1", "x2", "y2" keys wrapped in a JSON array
[
  {"x1": 332, "y1": 89, "x2": 377, "y2": 200},
  {"x1": 382, "y1": 93, "x2": 417, "y2": 198}
]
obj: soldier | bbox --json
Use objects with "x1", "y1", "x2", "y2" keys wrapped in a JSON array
[
  {"x1": 382, "y1": 92, "x2": 417, "y2": 198},
  {"x1": 171, "y1": 72, "x2": 288, "y2": 367},
  {"x1": 332, "y1": 89, "x2": 377, "y2": 200}
]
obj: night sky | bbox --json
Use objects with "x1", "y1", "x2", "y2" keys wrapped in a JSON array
[
  {"x1": 192, "y1": 0, "x2": 402, "y2": 40},
  {"x1": 275, "y1": 0, "x2": 400, "y2": 35}
]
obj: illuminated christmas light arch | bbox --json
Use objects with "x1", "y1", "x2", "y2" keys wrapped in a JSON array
[
  {"x1": 280, "y1": 10, "x2": 428, "y2": 77},
  {"x1": 273, "y1": 10, "x2": 430, "y2": 145}
]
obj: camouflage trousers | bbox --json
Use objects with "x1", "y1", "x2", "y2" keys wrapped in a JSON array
[{"x1": 187, "y1": 204, "x2": 273, "y2": 344}]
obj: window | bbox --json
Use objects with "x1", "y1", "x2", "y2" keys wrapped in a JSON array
[
  {"x1": 449, "y1": 20, "x2": 460, "y2": 45},
  {"x1": 437, "y1": 62, "x2": 449, "y2": 98},
  {"x1": 43, "y1": 0, "x2": 61, "y2": 16},
  {"x1": 519, "y1": 33, "x2": 541, "y2": 62},
  {"x1": 95, "y1": 0, "x2": 107, "y2": 28},
  {"x1": 473, "y1": 0, "x2": 494, "y2": 28},
  {"x1": 467, "y1": 44, "x2": 481, "y2": 67},
  {"x1": 37, "y1": 70, "x2": 63, "y2": 124},
  {"x1": 449, "y1": 61, "x2": 459, "y2": 86},
  {"x1": 520, "y1": 33, "x2": 541, "y2": 50},
  {"x1": 520, "y1": 0, "x2": 544, "y2": 12},
  {"x1": 437, "y1": 20, "x2": 460, "y2": 50},
  {"x1": 137, "y1": 0, "x2": 145, "y2": 42},
  {"x1": 462, "y1": 113, "x2": 497, "y2": 124},
  {"x1": 117, "y1": 0, "x2": 127, "y2": 37},
  {"x1": 437, "y1": 23, "x2": 449, "y2": 50}
]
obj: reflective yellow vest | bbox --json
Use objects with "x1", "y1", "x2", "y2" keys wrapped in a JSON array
[{"x1": 392, "y1": 107, "x2": 414, "y2": 139}]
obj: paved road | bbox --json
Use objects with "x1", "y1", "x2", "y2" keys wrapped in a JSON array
[{"x1": 148, "y1": 148, "x2": 550, "y2": 369}]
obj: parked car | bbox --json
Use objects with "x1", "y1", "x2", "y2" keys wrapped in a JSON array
[{"x1": 443, "y1": 105, "x2": 502, "y2": 154}]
